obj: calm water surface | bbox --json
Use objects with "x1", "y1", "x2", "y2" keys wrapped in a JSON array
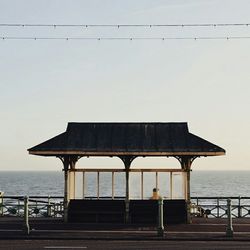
[{"x1": 0, "y1": 171, "x2": 249, "y2": 197}]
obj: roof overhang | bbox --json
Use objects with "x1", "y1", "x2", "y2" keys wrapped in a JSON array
[
  {"x1": 28, "y1": 122, "x2": 226, "y2": 159},
  {"x1": 29, "y1": 150, "x2": 225, "y2": 157}
]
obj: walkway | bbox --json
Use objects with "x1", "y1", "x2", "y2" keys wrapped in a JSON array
[{"x1": 0, "y1": 217, "x2": 250, "y2": 241}]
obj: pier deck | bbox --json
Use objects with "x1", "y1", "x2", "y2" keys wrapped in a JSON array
[{"x1": 1, "y1": 217, "x2": 250, "y2": 241}]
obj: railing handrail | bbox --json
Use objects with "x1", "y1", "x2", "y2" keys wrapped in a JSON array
[
  {"x1": 4, "y1": 195, "x2": 244, "y2": 201},
  {"x1": 191, "y1": 196, "x2": 250, "y2": 199},
  {"x1": 1, "y1": 195, "x2": 250, "y2": 219},
  {"x1": 1, "y1": 196, "x2": 63, "y2": 199}
]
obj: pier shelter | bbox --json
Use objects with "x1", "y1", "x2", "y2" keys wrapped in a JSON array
[{"x1": 28, "y1": 122, "x2": 225, "y2": 224}]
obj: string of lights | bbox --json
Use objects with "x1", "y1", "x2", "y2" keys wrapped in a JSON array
[
  {"x1": 0, "y1": 23, "x2": 250, "y2": 28},
  {"x1": 1, "y1": 36, "x2": 250, "y2": 41}
]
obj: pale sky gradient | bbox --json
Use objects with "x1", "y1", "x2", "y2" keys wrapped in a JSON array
[{"x1": 0, "y1": 0, "x2": 250, "y2": 171}]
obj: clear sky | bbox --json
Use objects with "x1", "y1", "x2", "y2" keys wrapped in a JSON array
[{"x1": 0, "y1": 0, "x2": 250, "y2": 171}]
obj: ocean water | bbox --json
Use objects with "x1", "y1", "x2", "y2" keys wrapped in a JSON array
[
  {"x1": 0, "y1": 171, "x2": 64, "y2": 196},
  {"x1": 0, "y1": 171, "x2": 249, "y2": 197}
]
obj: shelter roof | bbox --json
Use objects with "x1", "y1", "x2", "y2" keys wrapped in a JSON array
[{"x1": 28, "y1": 122, "x2": 225, "y2": 157}]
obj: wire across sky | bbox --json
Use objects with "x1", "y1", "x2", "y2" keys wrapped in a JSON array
[
  {"x1": 1, "y1": 23, "x2": 250, "y2": 41},
  {"x1": 1, "y1": 36, "x2": 250, "y2": 41},
  {"x1": 1, "y1": 23, "x2": 250, "y2": 28}
]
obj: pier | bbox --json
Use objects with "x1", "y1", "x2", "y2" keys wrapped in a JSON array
[{"x1": 1, "y1": 217, "x2": 250, "y2": 241}]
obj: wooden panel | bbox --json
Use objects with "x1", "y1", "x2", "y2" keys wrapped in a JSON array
[
  {"x1": 68, "y1": 199, "x2": 187, "y2": 224},
  {"x1": 68, "y1": 200, "x2": 125, "y2": 223}
]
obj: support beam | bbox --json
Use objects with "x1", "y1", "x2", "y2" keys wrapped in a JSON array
[
  {"x1": 119, "y1": 156, "x2": 136, "y2": 200},
  {"x1": 119, "y1": 156, "x2": 136, "y2": 223},
  {"x1": 182, "y1": 171, "x2": 188, "y2": 200},
  {"x1": 176, "y1": 156, "x2": 196, "y2": 224},
  {"x1": 62, "y1": 156, "x2": 70, "y2": 223},
  {"x1": 69, "y1": 171, "x2": 76, "y2": 200},
  {"x1": 59, "y1": 155, "x2": 79, "y2": 223}
]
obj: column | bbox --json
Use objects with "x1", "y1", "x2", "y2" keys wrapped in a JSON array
[
  {"x1": 141, "y1": 171, "x2": 144, "y2": 199},
  {"x1": 82, "y1": 172, "x2": 85, "y2": 199},
  {"x1": 125, "y1": 169, "x2": 130, "y2": 200},
  {"x1": 63, "y1": 156, "x2": 70, "y2": 223},
  {"x1": 120, "y1": 156, "x2": 134, "y2": 200},
  {"x1": 112, "y1": 171, "x2": 115, "y2": 200},
  {"x1": 62, "y1": 155, "x2": 78, "y2": 223},
  {"x1": 120, "y1": 156, "x2": 135, "y2": 223},
  {"x1": 69, "y1": 171, "x2": 76, "y2": 200},
  {"x1": 180, "y1": 156, "x2": 193, "y2": 224},
  {"x1": 170, "y1": 172, "x2": 173, "y2": 199}
]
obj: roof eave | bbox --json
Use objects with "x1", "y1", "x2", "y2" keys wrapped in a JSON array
[{"x1": 28, "y1": 150, "x2": 225, "y2": 157}]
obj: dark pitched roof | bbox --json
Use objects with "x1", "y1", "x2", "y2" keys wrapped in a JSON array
[{"x1": 28, "y1": 122, "x2": 225, "y2": 156}]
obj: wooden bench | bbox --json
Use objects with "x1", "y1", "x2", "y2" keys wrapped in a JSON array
[
  {"x1": 129, "y1": 200, "x2": 158, "y2": 224},
  {"x1": 68, "y1": 199, "x2": 187, "y2": 224},
  {"x1": 164, "y1": 199, "x2": 187, "y2": 224},
  {"x1": 68, "y1": 199, "x2": 126, "y2": 223}
]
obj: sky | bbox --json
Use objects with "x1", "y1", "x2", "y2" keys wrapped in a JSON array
[{"x1": 0, "y1": 0, "x2": 250, "y2": 171}]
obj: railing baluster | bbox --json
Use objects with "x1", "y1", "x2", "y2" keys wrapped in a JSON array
[
  {"x1": 47, "y1": 196, "x2": 51, "y2": 217},
  {"x1": 0, "y1": 196, "x2": 3, "y2": 216},
  {"x1": 17, "y1": 198, "x2": 20, "y2": 216},
  {"x1": 238, "y1": 196, "x2": 241, "y2": 218},
  {"x1": 217, "y1": 198, "x2": 220, "y2": 218}
]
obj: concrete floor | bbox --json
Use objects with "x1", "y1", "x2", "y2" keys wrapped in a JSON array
[
  {"x1": 1, "y1": 217, "x2": 250, "y2": 244},
  {"x1": 1, "y1": 240, "x2": 250, "y2": 250}
]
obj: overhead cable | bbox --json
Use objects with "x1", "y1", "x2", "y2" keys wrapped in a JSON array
[
  {"x1": 1, "y1": 36, "x2": 250, "y2": 41},
  {"x1": 0, "y1": 23, "x2": 250, "y2": 28}
]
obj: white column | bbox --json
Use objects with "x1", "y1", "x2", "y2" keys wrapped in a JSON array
[
  {"x1": 69, "y1": 171, "x2": 75, "y2": 200},
  {"x1": 82, "y1": 172, "x2": 85, "y2": 199},
  {"x1": 112, "y1": 171, "x2": 114, "y2": 200},
  {"x1": 63, "y1": 157, "x2": 69, "y2": 223},
  {"x1": 97, "y1": 171, "x2": 100, "y2": 199},
  {"x1": 170, "y1": 172, "x2": 173, "y2": 199},
  {"x1": 141, "y1": 171, "x2": 144, "y2": 199},
  {"x1": 183, "y1": 172, "x2": 188, "y2": 200}
]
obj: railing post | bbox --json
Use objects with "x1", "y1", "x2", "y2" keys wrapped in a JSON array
[
  {"x1": 47, "y1": 196, "x2": 51, "y2": 217},
  {"x1": 157, "y1": 198, "x2": 164, "y2": 237},
  {"x1": 23, "y1": 196, "x2": 30, "y2": 235},
  {"x1": 226, "y1": 198, "x2": 233, "y2": 237},
  {"x1": 53, "y1": 203, "x2": 56, "y2": 218},
  {"x1": 0, "y1": 196, "x2": 3, "y2": 216},
  {"x1": 125, "y1": 199, "x2": 130, "y2": 223},
  {"x1": 17, "y1": 198, "x2": 20, "y2": 216},
  {"x1": 238, "y1": 196, "x2": 242, "y2": 218}
]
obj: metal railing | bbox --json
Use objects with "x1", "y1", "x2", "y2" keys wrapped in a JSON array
[
  {"x1": 0, "y1": 196, "x2": 64, "y2": 218},
  {"x1": 191, "y1": 196, "x2": 250, "y2": 218},
  {"x1": 1, "y1": 195, "x2": 250, "y2": 219}
]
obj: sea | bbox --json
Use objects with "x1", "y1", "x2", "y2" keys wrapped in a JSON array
[{"x1": 0, "y1": 171, "x2": 249, "y2": 198}]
